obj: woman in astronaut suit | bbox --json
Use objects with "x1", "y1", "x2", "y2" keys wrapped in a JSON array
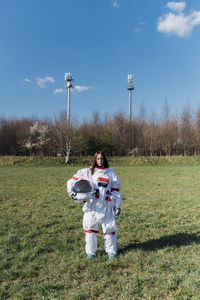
[{"x1": 67, "y1": 151, "x2": 121, "y2": 259}]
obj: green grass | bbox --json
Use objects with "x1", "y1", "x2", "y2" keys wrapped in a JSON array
[{"x1": 1, "y1": 163, "x2": 200, "y2": 299}]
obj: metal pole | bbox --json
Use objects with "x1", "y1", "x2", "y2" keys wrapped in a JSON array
[
  {"x1": 129, "y1": 90, "x2": 132, "y2": 121},
  {"x1": 67, "y1": 86, "x2": 70, "y2": 124},
  {"x1": 127, "y1": 74, "x2": 134, "y2": 121},
  {"x1": 65, "y1": 72, "x2": 74, "y2": 124}
]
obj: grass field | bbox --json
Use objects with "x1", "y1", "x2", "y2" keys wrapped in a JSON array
[{"x1": 1, "y1": 159, "x2": 200, "y2": 299}]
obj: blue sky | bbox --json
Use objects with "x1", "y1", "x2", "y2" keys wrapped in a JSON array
[{"x1": 1, "y1": 0, "x2": 200, "y2": 122}]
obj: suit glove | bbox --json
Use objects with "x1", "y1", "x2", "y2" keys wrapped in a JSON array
[
  {"x1": 113, "y1": 206, "x2": 121, "y2": 219},
  {"x1": 70, "y1": 192, "x2": 77, "y2": 201}
]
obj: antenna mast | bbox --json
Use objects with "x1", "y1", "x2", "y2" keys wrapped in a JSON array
[
  {"x1": 127, "y1": 74, "x2": 134, "y2": 121},
  {"x1": 64, "y1": 72, "x2": 74, "y2": 124}
]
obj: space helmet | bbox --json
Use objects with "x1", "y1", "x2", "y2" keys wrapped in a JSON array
[{"x1": 73, "y1": 179, "x2": 94, "y2": 203}]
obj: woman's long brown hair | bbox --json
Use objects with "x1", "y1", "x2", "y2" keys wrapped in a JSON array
[{"x1": 90, "y1": 151, "x2": 109, "y2": 175}]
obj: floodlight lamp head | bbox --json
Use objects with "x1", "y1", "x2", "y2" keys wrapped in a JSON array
[
  {"x1": 65, "y1": 72, "x2": 73, "y2": 82},
  {"x1": 128, "y1": 74, "x2": 133, "y2": 84}
]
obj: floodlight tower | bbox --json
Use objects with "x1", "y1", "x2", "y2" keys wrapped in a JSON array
[
  {"x1": 64, "y1": 72, "x2": 74, "y2": 123},
  {"x1": 127, "y1": 74, "x2": 134, "y2": 121}
]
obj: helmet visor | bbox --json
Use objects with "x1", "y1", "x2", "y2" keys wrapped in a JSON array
[{"x1": 73, "y1": 180, "x2": 93, "y2": 193}]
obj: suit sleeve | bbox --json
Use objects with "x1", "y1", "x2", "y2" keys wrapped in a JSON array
[{"x1": 111, "y1": 170, "x2": 121, "y2": 208}]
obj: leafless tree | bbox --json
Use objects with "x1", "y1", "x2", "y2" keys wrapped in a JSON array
[
  {"x1": 3, "y1": 103, "x2": 200, "y2": 157},
  {"x1": 52, "y1": 113, "x2": 77, "y2": 162},
  {"x1": 179, "y1": 105, "x2": 195, "y2": 155}
]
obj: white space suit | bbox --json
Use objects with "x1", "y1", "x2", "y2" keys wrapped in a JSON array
[{"x1": 67, "y1": 166, "x2": 121, "y2": 255}]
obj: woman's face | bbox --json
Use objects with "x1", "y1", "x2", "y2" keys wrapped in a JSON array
[{"x1": 96, "y1": 154, "x2": 104, "y2": 167}]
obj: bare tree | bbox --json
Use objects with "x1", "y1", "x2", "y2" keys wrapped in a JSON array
[
  {"x1": 194, "y1": 108, "x2": 200, "y2": 155},
  {"x1": 3, "y1": 103, "x2": 200, "y2": 157},
  {"x1": 180, "y1": 105, "x2": 195, "y2": 155},
  {"x1": 52, "y1": 113, "x2": 77, "y2": 162},
  {"x1": 160, "y1": 102, "x2": 179, "y2": 156}
]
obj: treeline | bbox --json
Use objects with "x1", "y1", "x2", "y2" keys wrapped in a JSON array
[{"x1": 1, "y1": 105, "x2": 200, "y2": 157}]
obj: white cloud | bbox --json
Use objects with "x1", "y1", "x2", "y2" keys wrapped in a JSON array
[
  {"x1": 53, "y1": 88, "x2": 64, "y2": 94},
  {"x1": 111, "y1": 0, "x2": 120, "y2": 8},
  {"x1": 133, "y1": 21, "x2": 145, "y2": 33},
  {"x1": 36, "y1": 76, "x2": 55, "y2": 88},
  {"x1": 24, "y1": 78, "x2": 32, "y2": 83},
  {"x1": 166, "y1": 1, "x2": 186, "y2": 12},
  {"x1": 73, "y1": 85, "x2": 93, "y2": 92},
  {"x1": 157, "y1": 2, "x2": 200, "y2": 38},
  {"x1": 133, "y1": 27, "x2": 142, "y2": 33}
]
